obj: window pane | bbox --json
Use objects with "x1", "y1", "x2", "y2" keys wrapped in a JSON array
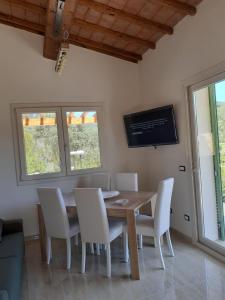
[
  {"x1": 21, "y1": 112, "x2": 61, "y2": 175},
  {"x1": 66, "y1": 111, "x2": 101, "y2": 171}
]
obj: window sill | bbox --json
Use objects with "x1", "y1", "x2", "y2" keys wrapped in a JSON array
[{"x1": 16, "y1": 168, "x2": 106, "y2": 186}]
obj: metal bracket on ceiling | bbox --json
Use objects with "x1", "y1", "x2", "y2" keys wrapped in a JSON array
[{"x1": 54, "y1": 0, "x2": 65, "y2": 36}]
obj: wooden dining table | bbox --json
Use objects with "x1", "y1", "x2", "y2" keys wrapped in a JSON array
[{"x1": 37, "y1": 190, "x2": 156, "y2": 280}]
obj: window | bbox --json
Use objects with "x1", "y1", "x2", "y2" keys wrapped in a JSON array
[
  {"x1": 62, "y1": 109, "x2": 101, "y2": 173},
  {"x1": 13, "y1": 104, "x2": 103, "y2": 182}
]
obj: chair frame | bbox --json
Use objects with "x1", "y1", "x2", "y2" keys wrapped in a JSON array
[
  {"x1": 136, "y1": 178, "x2": 175, "y2": 269},
  {"x1": 74, "y1": 188, "x2": 128, "y2": 277},
  {"x1": 37, "y1": 187, "x2": 80, "y2": 270}
]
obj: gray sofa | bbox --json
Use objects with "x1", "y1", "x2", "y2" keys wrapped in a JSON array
[{"x1": 0, "y1": 220, "x2": 24, "y2": 300}]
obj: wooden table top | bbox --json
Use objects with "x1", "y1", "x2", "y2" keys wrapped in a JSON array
[{"x1": 62, "y1": 191, "x2": 156, "y2": 212}]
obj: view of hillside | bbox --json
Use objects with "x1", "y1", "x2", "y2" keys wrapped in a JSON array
[
  {"x1": 216, "y1": 82, "x2": 225, "y2": 196},
  {"x1": 22, "y1": 112, "x2": 101, "y2": 175}
]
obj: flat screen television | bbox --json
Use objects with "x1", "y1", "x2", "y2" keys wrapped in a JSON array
[{"x1": 123, "y1": 105, "x2": 178, "y2": 148}]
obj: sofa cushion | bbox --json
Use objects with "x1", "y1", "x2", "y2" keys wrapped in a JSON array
[
  {"x1": 0, "y1": 257, "x2": 23, "y2": 300},
  {"x1": 0, "y1": 233, "x2": 24, "y2": 259},
  {"x1": 0, "y1": 290, "x2": 8, "y2": 300},
  {"x1": 2, "y1": 220, "x2": 23, "y2": 236}
]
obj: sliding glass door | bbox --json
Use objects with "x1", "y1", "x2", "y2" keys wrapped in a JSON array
[{"x1": 190, "y1": 77, "x2": 225, "y2": 253}]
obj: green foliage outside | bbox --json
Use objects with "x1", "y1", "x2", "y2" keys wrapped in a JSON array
[
  {"x1": 216, "y1": 104, "x2": 225, "y2": 196},
  {"x1": 68, "y1": 123, "x2": 101, "y2": 170},
  {"x1": 24, "y1": 125, "x2": 61, "y2": 175},
  {"x1": 23, "y1": 122, "x2": 101, "y2": 175}
]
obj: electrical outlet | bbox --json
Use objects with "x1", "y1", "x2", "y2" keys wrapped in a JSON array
[
  {"x1": 184, "y1": 214, "x2": 190, "y2": 222},
  {"x1": 179, "y1": 165, "x2": 186, "y2": 172}
]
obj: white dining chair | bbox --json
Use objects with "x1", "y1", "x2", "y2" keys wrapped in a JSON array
[
  {"x1": 76, "y1": 173, "x2": 111, "y2": 191},
  {"x1": 76, "y1": 172, "x2": 111, "y2": 254},
  {"x1": 114, "y1": 172, "x2": 142, "y2": 248},
  {"x1": 37, "y1": 187, "x2": 80, "y2": 270},
  {"x1": 114, "y1": 173, "x2": 138, "y2": 192},
  {"x1": 74, "y1": 188, "x2": 128, "y2": 278},
  {"x1": 89, "y1": 173, "x2": 111, "y2": 191},
  {"x1": 135, "y1": 178, "x2": 175, "y2": 270}
]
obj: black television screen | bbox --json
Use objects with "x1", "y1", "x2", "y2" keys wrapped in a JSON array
[{"x1": 123, "y1": 105, "x2": 178, "y2": 147}]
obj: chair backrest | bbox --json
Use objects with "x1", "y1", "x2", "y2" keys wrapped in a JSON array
[
  {"x1": 74, "y1": 188, "x2": 110, "y2": 244},
  {"x1": 77, "y1": 173, "x2": 111, "y2": 191},
  {"x1": 89, "y1": 173, "x2": 111, "y2": 191},
  {"x1": 37, "y1": 187, "x2": 70, "y2": 239},
  {"x1": 114, "y1": 173, "x2": 138, "y2": 192},
  {"x1": 154, "y1": 178, "x2": 174, "y2": 237}
]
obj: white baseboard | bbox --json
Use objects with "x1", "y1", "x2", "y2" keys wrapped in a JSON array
[{"x1": 171, "y1": 228, "x2": 192, "y2": 243}]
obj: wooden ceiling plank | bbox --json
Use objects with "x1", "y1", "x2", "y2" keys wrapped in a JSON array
[
  {"x1": 3, "y1": 0, "x2": 46, "y2": 15},
  {"x1": 73, "y1": 18, "x2": 156, "y2": 49},
  {"x1": 78, "y1": 0, "x2": 173, "y2": 35},
  {"x1": 69, "y1": 34, "x2": 142, "y2": 63},
  {"x1": 145, "y1": 0, "x2": 196, "y2": 16}
]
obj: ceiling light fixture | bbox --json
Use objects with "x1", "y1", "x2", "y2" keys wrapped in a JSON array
[{"x1": 55, "y1": 43, "x2": 69, "y2": 74}]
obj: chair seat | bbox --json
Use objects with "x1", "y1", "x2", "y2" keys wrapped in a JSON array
[
  {"x1": 108, "y1": 220, "x2": 124, "y2": 242},
  {"x1": 68, "y1": 217, "x2": 80, "y2": 238},
  {"x1": 135, "y1": 214, "x2": 154, "y2": 236}
]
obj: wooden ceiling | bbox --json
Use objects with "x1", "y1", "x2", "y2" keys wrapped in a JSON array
[{"x1": 0, "y1": 0, "x2": 203, "y2": 63}]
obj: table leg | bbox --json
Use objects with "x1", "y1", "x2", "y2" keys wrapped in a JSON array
[
  {"x1": 127, "y1": 210, "x2": 140, "y2": 280},
  {"x1": 37, "y1": 205, "x2": 46, "y2": 262}
]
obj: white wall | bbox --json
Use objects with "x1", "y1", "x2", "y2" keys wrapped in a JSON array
[
  {"x1": 139, "y1": 0, "x2": 225, "y2": 237},
  {"x1": 0, "y1": 25, "x2": 147, "y2": 236}
]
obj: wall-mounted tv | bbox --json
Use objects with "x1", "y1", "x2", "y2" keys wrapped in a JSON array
[{"x1": 123, "y1": 105, "x2": 179, "y2": 148}]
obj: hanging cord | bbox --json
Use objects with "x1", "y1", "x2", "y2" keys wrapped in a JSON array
[{"x1": 63, "y1": 30, "x2": 69, "y2": 42}]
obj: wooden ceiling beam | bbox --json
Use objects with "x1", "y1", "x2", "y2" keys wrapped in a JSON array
[
  {"x1": 145, "y1": 0, "x2": 196, "y2": 16},
  {"x1": 0, "y1": 13, "x2": 142, "y2": 63},
  {"x1": 44, "y1": 0, "x2": 78, "y2": 60},
  {"x1": 69, "y1": 34, "x2": 142, "y2": 63},
  {"x1": 73, "y1": 18, "x2": 156, "y2": 49},
  {"x1": 44, "y1": 0, "x2": 60, "y2": 60},
  {"x1": 3, "y1": 0, "x2": 46, "y2": 15},
  {"x1": 78, "y1": 0, "x2": 173, "y2": 35},
  {"x1": 0, "y1": 12, "x2": 45, "y2": 35}
]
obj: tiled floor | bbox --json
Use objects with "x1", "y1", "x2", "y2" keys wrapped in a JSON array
[{"x1": 22, "y1": 234, "x2": 225, "y2": 300}]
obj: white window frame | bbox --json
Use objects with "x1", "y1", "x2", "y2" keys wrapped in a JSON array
[
  {"x1": 16, "y1": 107, "x2": 66, "y2": 181},
  {"x1": 11, "y1": 102, "x2": 105, "y2": 185}
]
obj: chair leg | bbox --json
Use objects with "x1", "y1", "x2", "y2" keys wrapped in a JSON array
[
  {"x1": 123, "y1": 232, "x2": 129, "y2": 263},
  {"x1": 75, "y1": 234, "x2": 79, "y2": 246},
  {"x1": 156, "y1": 236, "x2": 165, "y2": 270},
  {"x1": 90, "y1": 243, "x2": 94, "y2": 254},
  {"x1": 106, "y1": 244, "x2": 111, "y2": 278},
  {"x1": 46, "y1": 236, "x2": 51, "y2": 265},
  {"x1": 138, "y1": 234, "x2": 143, "y2": 249},
  {"x1": 166, "y1": 230, "x2": 175, "y2": 257},
  {"x1": 96, "y1": 243, "x2": 100, "y2": 256},
  {"x1": 82, "y1": 242, "x2": 86, "y2": 274},
  {"x1": 66, "y1": 238, "x2": 71, "y2": 270}
]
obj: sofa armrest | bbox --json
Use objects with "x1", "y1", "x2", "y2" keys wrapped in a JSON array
[{"x1": 2, "y1": 219, "x2": 23, "y2": 236}]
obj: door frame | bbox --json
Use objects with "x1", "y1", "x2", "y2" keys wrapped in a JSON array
[{"x1": 187, "y1": 71, "x2": 225, "y2": 256}]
